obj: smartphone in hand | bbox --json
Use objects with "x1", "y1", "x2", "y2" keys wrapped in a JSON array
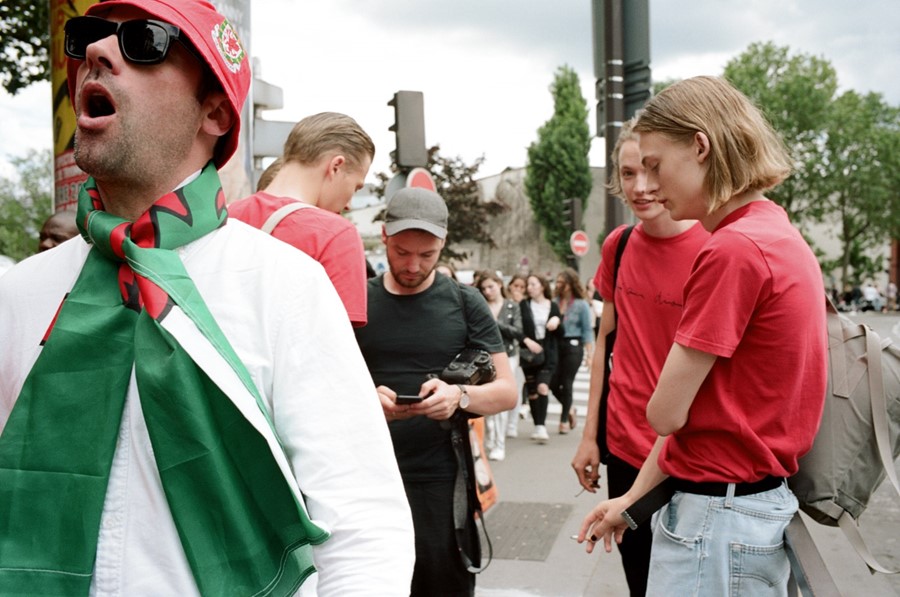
[{"x1": 396, "y1": 395, "x2": 424, "y2": 405}]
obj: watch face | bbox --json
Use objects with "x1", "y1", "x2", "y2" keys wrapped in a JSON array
[{"x1": 459, "y1": 386, "x2": 470, "y2": 409}]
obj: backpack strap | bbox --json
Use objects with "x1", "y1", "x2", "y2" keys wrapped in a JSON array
[
  {"x1": 597, "y1": 224, "x2": 634, "y2": 463},
  {"x1": 838, "y1": 511, "x2": 898, "y2": 574},
  {"x1": 260, "y1": 201, "x2": 314, "y2": 234},
  {"x1": 612, "y1": 225, "x2": 634, "y2": 295}
]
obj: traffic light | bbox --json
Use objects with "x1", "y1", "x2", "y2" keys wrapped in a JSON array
[
  {"x1": 388, "y1": 91, "x2": 427, "y2": 169},
  {"x1": 561, "y1": 198, "x2": 581, "y2": 232}
]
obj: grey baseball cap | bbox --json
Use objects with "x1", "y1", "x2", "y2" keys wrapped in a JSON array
[{"x1": 383, "y1": 187, "x2": 448, "y2": 239}]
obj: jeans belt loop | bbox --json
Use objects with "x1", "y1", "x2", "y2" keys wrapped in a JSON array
[{"x1": 725, "y1": 482, "x2": 736, "y2": 508}]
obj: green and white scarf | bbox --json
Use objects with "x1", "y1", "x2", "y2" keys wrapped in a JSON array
[{"x1": 0, "y1": 163, "x2": 328, "y2": 596}]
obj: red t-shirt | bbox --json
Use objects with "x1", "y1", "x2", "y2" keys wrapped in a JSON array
[
  {"x1": 228, "y1": 192, "x2": 368, "y2": 326},
  {"x1": 660, "y1": 200, "x2": 827, "y2": 482},
  {"x1": 594, "y1": 222, "x2": 709, "y2": 468}
]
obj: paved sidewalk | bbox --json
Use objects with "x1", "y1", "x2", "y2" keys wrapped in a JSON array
[{"x1": 475, "y1": 401, "x2": 629, "y2": 596}]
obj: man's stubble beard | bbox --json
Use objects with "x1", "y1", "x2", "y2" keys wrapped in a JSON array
[
  {"x1": 389, "y1": 263, "x2": 435, "y2": 290},
  {"x1": 74, "y1": 91, "x2": 200, "y2": 189}
]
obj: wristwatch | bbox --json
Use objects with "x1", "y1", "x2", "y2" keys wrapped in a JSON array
[{"x1": 456, "y1": 384, "x2": 470, "y2": 410}]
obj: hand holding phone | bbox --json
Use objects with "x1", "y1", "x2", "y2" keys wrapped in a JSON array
[{"x1": 396, "y1": 394, "x2": 424, "y2": 405}]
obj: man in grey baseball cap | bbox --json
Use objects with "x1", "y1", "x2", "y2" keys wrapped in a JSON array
[
  {"x1": 355, "y1": 186, "x2": 517, "y2": 596},
  {"x1": 384, "y1": 187, "x2": 449, "y2": 239}
]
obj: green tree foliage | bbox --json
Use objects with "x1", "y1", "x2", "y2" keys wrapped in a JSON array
[
  {"x1": 813, "y1": 90, "x2": 900, "y2": 286},
  {"x1": 373, "y1": 145, "x2": 506, "y2": 261},
  {"x1": 724, "y1": 42, "x2": 900, "y2": 290},
  {"x1": 525, "y1": 65, "x2": 593, "y2": 263},
  {"x1": 0, "y1": 1, "x2": 50, "y2": 95},
  {"x1": 0, "y1": 149, "x2": 54, "y2": 261},
  {"x1": 724, "y1": 41, "x2": 838, "y2": 223}
]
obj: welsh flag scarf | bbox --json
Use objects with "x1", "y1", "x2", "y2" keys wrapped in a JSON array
[{"x1": 0, "y1": 163, "x2": 328, "y2": 595}]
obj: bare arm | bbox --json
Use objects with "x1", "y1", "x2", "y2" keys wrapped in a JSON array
[{"x1": 646, "y1": 343, "x2": 717, "y2": 436}]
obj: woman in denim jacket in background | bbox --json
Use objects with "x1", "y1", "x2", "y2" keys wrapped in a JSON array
[{"x1": 552, "y1": 268, "x2": 594, "y2": 435}]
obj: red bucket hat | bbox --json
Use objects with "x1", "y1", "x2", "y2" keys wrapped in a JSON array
[{"x1": 66, "y1": 0, "x2": 251, "y2": 168}]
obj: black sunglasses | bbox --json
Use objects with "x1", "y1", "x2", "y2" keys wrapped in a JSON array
[{"x1": 64, "y1": 16, "x2": 194, "y2": 65}]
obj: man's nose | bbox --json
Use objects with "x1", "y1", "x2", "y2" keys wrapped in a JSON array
[
  {"x1": 83, "y1": 32, "x2": 120, "y2": 72},
  {"x1": 635, "y1": 172, "x2": 648, "y2": 194}
]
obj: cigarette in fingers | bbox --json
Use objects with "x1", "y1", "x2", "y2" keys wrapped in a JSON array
[{"x1": 570, "y1": 534, "x2": 597, "y2": 543}]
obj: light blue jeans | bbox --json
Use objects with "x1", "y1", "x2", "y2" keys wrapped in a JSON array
[{"x1": 646, "y1": 482, "x2": 797, "y2": 597}]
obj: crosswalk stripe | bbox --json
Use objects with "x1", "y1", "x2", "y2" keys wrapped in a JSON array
[{"x1": 546, "y1": 364, "x2": 590, "y2": 416}]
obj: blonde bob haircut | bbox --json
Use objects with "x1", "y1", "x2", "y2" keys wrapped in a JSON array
[
  {"x1": 606, "y1": 117, "x2": 639, "y2": 201},
  {"x1": 282, "y1": 112, "x2": 375, "y2": 170},
  {"x1": 633, "y1": 76, "x2": 793, "y2": 213}
]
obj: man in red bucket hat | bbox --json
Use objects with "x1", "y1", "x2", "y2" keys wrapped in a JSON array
[{"x1": 0, "y1": 1, "x2": 414, "y2": 595}]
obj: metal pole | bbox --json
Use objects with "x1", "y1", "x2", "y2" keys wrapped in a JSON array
[{"x1": 604, "y1": 0, "x2": 627, "y2": 235}]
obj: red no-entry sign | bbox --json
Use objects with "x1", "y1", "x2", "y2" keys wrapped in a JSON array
[
  {"x1": 407, "y1": 167, "x2": 436, "y2": 192},
  {"x1": 570, "y1": 230, "x2": 590, "y2": 256}
]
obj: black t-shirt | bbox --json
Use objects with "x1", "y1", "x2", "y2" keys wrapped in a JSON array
[{"x1": 355, "y1": 273, "x2": 504, "y2": 482}]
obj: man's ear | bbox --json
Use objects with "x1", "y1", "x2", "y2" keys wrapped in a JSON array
[
  {"x1": 381, "y1": 225, "x2": 388, "y2": 244},
  {"x1": 694, "y1": 131, "x2": 711, "y2": 164},
  {"x1": 200, "y1": 92, "x2": 234, "y2": 139},
  {"x1": 326, "y1": 155, "x2": 346, "y2": 179}
]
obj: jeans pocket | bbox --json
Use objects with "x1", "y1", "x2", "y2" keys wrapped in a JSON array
[
  {"x1": 657, "y1": 493, "x2": 704, "y2": 546},
  {"x1": 729, "y1": 540, "x2": 790, "y2": 597}
]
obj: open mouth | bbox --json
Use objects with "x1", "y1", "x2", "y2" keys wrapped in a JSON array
[
  {"x1": 87, "y1": 92, "x2": 115, "y2": 118},
  {"x1": 79, "y1": 84, "x2": 116, "y2": 120}
]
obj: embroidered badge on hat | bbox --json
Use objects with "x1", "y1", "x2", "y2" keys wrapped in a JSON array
[{"x1": 212, "y1": 19, "x2": 245, "y2": 74}]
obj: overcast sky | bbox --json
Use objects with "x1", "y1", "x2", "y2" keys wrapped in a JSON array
[{"x1": 1, "y1": 0, "x2": 897, "y2": 181}]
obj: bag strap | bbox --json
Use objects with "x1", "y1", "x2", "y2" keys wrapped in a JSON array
[
  {"x1": 261, "y1": 200, "x2": 313, "y2": 234},
  {"x1": 865, "y1": 322, "x2": 900, "y2": 510},
  {"x1": 597, "y1": 225, "x2": 633, "y2": 462},
  {"x1": 612, "y1": 225, "x2": 634, "y2": 301},
  {"x1": 449, "y1": 415, "x2": 493, "y2": 573},
  {"x1": 445, "y1": 277, "x2": 493, "y2": 572},
  {"x1": 838, "y1": 511, "x2": 898, "y2": 574}
]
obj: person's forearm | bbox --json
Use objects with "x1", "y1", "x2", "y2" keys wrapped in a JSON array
[
  {"x1": 463, "y1": 351, "x2": 517, "y2": 415},
  {"x1": 622, "y1": 436, "x2": 669, "y2": 503}
]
